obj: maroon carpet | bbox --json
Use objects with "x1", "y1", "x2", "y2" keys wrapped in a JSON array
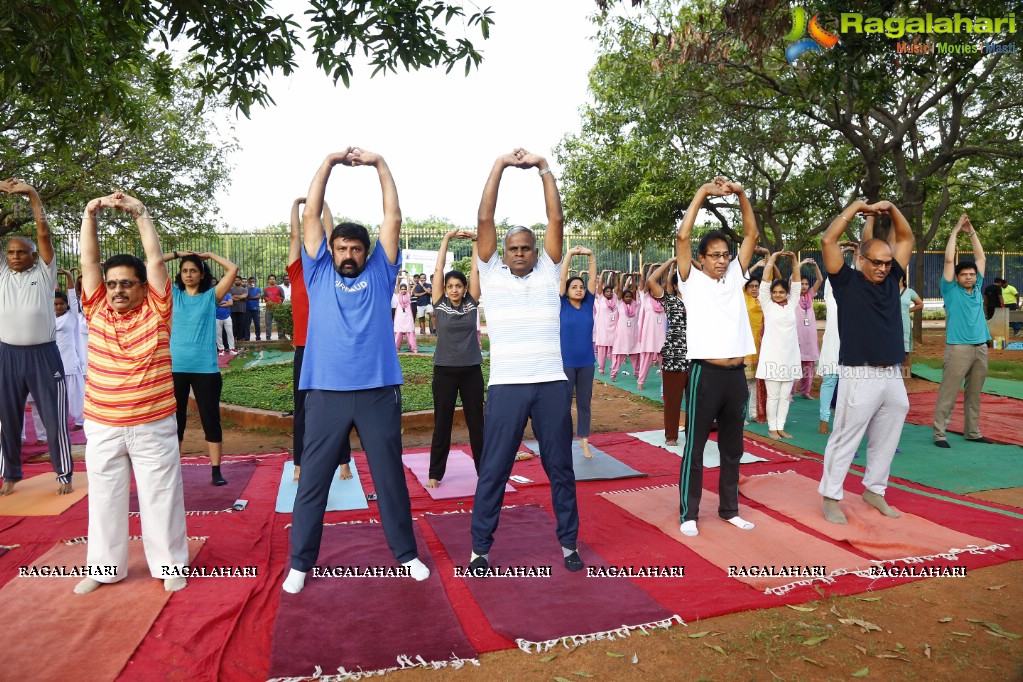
[
  {"x1": 426, "y1": 504, "x2": 680, "y2": 650},
  {"x1": 129, "y1": 461, "x2": 256, "y2": 513},
  {"x1": 906, "y1": 391, "x2": 1023, "y2": 446},
  {"x1": 269, "y1": 523, "x2": 475, "y2": 677}
]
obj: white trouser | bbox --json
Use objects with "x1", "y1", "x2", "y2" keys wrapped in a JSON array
[
  {"x1": 67, "y1": 374, "x2": 84, "y2": 427},
  {"x1": 819, "y1": 366, "x2": 909, "y2": 500},
  {"x1": 764, "y1": 380, "x2": 794, "y2": 431},
  {"x1": 22, "y1": 393, "x2": 46, "y2": 442},
  {"x1": 216, "y1": 317, "x2": 235, "y2": 351},
  {"x1": 84, "y1": 415, "x2": 188, "y2": 582}
]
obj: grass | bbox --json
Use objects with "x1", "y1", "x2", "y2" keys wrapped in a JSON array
[
  {"x1": 915, "y1": 356, "x2": 1023, "y2": 382},
  {"x1": 220, "y1": 353, "x2": 490, "y2": 413}
]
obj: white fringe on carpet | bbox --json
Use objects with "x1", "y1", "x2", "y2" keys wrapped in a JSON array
[
  {"x1": 266, "y1": 652, "x2": 480, "y2": 681},
  {"x1": 516, "y1": 614, "x2": 685, "y2": 653},
  {"x1": 63, "y1": 535, "x2": 208, "y2": 545},
  {"x1": 598, "y1": 482, "x2": 677, "y2": 495}
]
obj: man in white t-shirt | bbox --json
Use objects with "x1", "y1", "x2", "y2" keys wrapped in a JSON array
[
  {"x1": 469, "y1": 148, "x2": 583, "y2": 574},
  {"x1": 0, "y1": 179, "x2": 74, "y2": 496},
  {"x1": 675, "y1": 177, "x2": 759, "y2": 537}
]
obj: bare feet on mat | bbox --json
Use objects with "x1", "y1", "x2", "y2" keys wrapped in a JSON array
[
  {"x1": 581, "y1": 438, "x2": 593, "y2": 459},
  {"x1": 822, "y1": 497, "x2": 847, "y2": 524},
  {"x1": 57, "y1": 481, "x2": 73, "y2": 495},
  {"x1": 283, "y1": 568, "x2": 307, "y2": 594},
  {"x1": 164, "y1": 577, "x2": 187, "y2": 592},
  {"x1": 726, "y1": 516, "x2": 755, "y2": 530},
  {"x1": 74, "y1": 578, "x2": 103, "y2": 594},
  {"x1": 769, "y1": 430, "x2": 781, "y2": 440},
  {"x1": 637, "y1": 383, "x2": 644, "y2": 391},
  {"x1": 426, "y1": 478, "x2": 439, "y2": 488},
  {"x1": 862, "y1": 490, "x2": 901, "y2": 518},
  {"x1": 0, "y1": 481, "x2": 15, "y2": 496},
  {"x1": 779, "y1": 431, "x2": 793, "y2": 439},
  {"x1": 665, "y1": 439, "x2": 677, "y2": 447},
  {"x1": 818, "y1": 420, "x2": 829, "y2": 434},
  {"x1": 339, "y1": 463, "x2": 353, "y2": 480},
  {"x1": 293, "y1": 465, "x2": 301, "y2": 482}
]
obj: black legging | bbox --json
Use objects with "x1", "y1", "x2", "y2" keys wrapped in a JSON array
[
  {"x1": 429, "y1": 364, "x2": 484, "y2": 480},
  {"x1": 173, "y1": 372, "x2": 223, "y2": 442}
]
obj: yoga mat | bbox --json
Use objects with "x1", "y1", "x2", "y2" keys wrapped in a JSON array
[
  {"x1": 905, "y1": 390, "x2": 1023, "y2": 446},
  {"x1": 628, "y1": 430, "x2": 768, "y2": 467},
  {"x1": 275, "y1": 460, "x2": 369, "y2": 513},
  {"x1": 243, "y1": 349, "x2": 295, "y2": 369},
  {"x1": 0, "y1": 473, "x2": 88, "y2": 516},
  {"x1": 594, "y1": 360, "x2": 664, "y2": 401},
  {"x1": 0, "y1": 537, "x2": 204, "y2": 682},
  {"x1": 745, "y1": 397, "x2": 1023, "y2": 493},
  {"x1": 403, "y1": 449, "x2": 514, "y2": 500},
  {"x1": 522, "y1": 439, "x2": 647, "y2": 481},
  {"x1": 599, "y1": 484, "x2": 872, "y2": 594},
  {"x1": 20, "y1": 418, "x2": 87, "y2": 461},
  {"x1": 738, "y1": 471, "x2": 1003, "y2": 561},
  {"x1": 129, "y1": 461, "x2": 257, "y2": 514},
  {"x1": 426, "y1": 505, "x2": 680, "y2": 650},
  {"x1": 912, "y1": 362, "x2": 1023, "y2": 400},
  {"x1": 269, "y1": 523, "x2": 475, "y2": 677}
]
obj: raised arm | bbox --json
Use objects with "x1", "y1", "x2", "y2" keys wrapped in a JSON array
[
  {"x1": 822, "y1": 200, "x2": 868, "y2": 275},
  {"x1": 803, "y1": 258, "x2": 823, "y2": 296},
  {"x1": 477, "y1": 151, "x2": 519, "y2": 262},
  {"x1": 197, "y1": 252, "x2": 239, "y2": 300},
  {"x1": 0, "y1": 179, "x2": 53, "y2": 265},
  {"x1": 352, "y1": 149, "x2": 400, "y2": 264},
  {"x1": 288, "y1": 197, "x2": 305, "y2": 266},
  {"x1": 79, "y1": 197, "x2": 105, "y2": 297},
  {"x1": 560, "y1": 245, "x2": 574, "y2": 295},
  {"x1": 612, "y1": 271, "x2": 623, "y2": 298},
  {"x1": 583, "y1": 247, "x2": 597, "y2": 295},
  {"x1": 116, "y1": 193, "x2": 167, "y2": 290},
  {"x1": 321, "y1": 201, "x2": 334, "y2": 241},
  {"x1": 303, "y1": 149, "x2": 351, "y2": 258},
  {"x1": 647, "y1": 257, "x2": 677, "y2": 299},
  {"x1": 467, "y1": 234, "x2": 481, "y2": 301},
  {"x1": 433, "y1": 229, "x2": 457, "y2": 305},
  {"x1": 869, "y1": 201, "x2": 914, "y2": 271},
  {"x1": 723, "y1": 180, "x2": 758, "y2": 272},
  {"x1": 676, "y1": 178, "x2": 729, "y2": 281},
  {"x1": 955, "y1": 214, "x2": 985, "y2": 277},
  {"x1": 515, "y1": 148, "x2": 563, "y2": 263}
]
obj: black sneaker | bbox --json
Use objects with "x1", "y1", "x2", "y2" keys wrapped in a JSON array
[
  {"x1": 933, "y1": 440, "x2": 951, "y2": 449},
  {"x1": 564, "y1": 550, "x2": 584, "y2": 572},
  {"x1": 468, "y1": 554, "x2": 489, "y2": 575},
  {"x1": 965, "y1": 436, "x2": 993, "y2": 444}
]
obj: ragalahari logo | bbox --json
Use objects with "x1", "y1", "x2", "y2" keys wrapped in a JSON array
[{"x1": 784, "y1": 7, "x2": 840, "y2": 62}]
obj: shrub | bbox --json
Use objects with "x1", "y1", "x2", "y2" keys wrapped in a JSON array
[
  {"x1": 270, "y1": 302, "x2": 294, "y2": 338},
  {"x1": 813, "y1": 301, "x2": 826, "y2": 318}
]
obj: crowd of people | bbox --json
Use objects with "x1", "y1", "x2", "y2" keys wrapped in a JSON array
[{"x1": 0, "y1": 153, "x2": 1002, "y2": 595}]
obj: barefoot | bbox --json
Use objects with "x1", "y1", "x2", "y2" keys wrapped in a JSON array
[
  {"x1": 768, "y1": 430, "x2": 781, "y2": 440},
  {"x1": 637, "y1": 383, "x2": 644, "y2": 391},
  {"x1": 664, "y1": 439, "x2": 678, "y2": 447},
  {"x1": 57, "y1": 481, "x2": 73, "y2": 495},
  {"x1": 0, "y1": 481, "x2": 15, "y2": 496},
  {"x1": 779, "y1": 431, "x2": 793, "y2": 439},
  {"x1": 818, "y1": 420, "x2": 829, "y2": 435},
  {"x1": 580, "y1": 438, "x2": 593, "y2": 459},
  {"x1": 425, "y1": 478, "x2": 439, "y2": 488},
  {"x1": 339, "y1": 463, "x2": 353, "y2": 480},
  {"x1": 293, "y1": 465, "x2": 301, "y2": 482}
]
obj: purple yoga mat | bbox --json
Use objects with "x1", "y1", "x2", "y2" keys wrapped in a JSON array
[
  {"x1": 426, "y1": 505, "x2": 679, "y2": 650},
  {"x1": 403, "y1": 450, "x2": 515, "y2": 500},
  {"x1": 269, "y1": 523, "x2": 476, "y2": 677},
  {"x1": 128, "y1": 461, "x2": 256, "y2": 513}
]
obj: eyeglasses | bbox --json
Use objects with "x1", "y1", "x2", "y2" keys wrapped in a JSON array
[
  {"x1": 703, "y1": 252, "x2": 732, "y2": 261},
  {"x1": 104, "y1": 279, "x2": 141, "y2": 290},
  {"x1": 860, "y1": 256, "x2": 893, "y2": 269}
]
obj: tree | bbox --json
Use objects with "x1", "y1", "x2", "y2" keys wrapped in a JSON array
[{"x1": 1, "y1": 0, "x2": 495, "y2": 122}]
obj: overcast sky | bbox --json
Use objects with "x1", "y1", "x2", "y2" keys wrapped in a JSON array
[{"x1": 212, "y1": 0, "x2": 602, "y2": 232}]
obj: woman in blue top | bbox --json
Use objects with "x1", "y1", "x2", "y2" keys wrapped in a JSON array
[
  {"x1": 560, "y1": 245, "x2": 598, "y2": 458},
  {"x1": 165, "y1": 251, "x2": 239, "y2": 485}
]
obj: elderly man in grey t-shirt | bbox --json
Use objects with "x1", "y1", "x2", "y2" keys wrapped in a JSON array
[{"x1": 0, "y1": 179, "x2": 73, "y2": 495}]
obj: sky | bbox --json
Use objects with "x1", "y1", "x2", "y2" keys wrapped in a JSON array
[{"x1": 212, "y1": 0, "x2": 604, "y2": 232}]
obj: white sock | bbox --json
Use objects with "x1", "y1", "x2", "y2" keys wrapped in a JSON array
[
  {"x1": 402, "y1": 558, "x2": 430, "y2": 581},
  {"x1": 727, "y1": 516, "x2": 755, "y2": 530},
  {"x1": 470, "y1": 551, "x2": 488, "y2": 563},
  {"x1": 282, "y1": 568, "x2": 307, "y2": 594},
  {"x1": 74, "y1": 578, "x2": 103, "y2": 595},
  {"x1": 164, "y1": 577, "x2": 187, "y2": 592},
  {"x1": 561, "y1": 546, "x2": 577, "y2": 558},
  {"x1": 679, "y1": 520, "x2": 699, "y2": 537}
]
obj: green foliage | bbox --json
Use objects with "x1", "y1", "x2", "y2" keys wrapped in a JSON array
[
  {"x1": 0, "y1": 0, "x2": 494, "y2": 120},
  {"x1": 270, "y1": 303, "x2": 294, "y2": 340},
  {"x1": 922, "y1": 309, "x2": 947, "y2": 321}
]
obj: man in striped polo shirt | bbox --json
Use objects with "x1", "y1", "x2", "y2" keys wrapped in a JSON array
[
  {"x1": 0, "y1": 178, "x2": 74, "y2": 496},
  {"x1": 74, "y1": 191, "x2": 189, "y2": 595},
  {"x1": 469, "y1": 148, "x2": 583, "y2": 573}
]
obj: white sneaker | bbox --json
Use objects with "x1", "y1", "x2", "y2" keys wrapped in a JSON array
[{"x1": 218, "y1": 351, "x2": 225, "y2": 356}]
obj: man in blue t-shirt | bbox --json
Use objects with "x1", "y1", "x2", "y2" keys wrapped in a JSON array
[
  {"x1": 245, "y1": 277, "x2": 262, "y2": 340},
  {"x1": 817, "y1": 199, "x2": 914, "y2": 525},
  {"x1": 933, "y1": 214, "x2": 991, "y2": 448},
  {"x1": 281, "y1": 148, "x2": 428, "y2": 594},
  {"x1": 215, "y1": 287, "x2": 235, "y2": 355}
]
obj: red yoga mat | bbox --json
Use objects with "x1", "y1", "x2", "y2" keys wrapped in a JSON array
[
  {"x1": 905, "y1": 390, "x2": 1023, "y2": 446},
  {"x1": 129, "y1": 461, "x2": 257, "y2": 514}
]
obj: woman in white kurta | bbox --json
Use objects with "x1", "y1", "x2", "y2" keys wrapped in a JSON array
[
  {"x1": 816, "y1": 278, "x2": 840, "y2": 432},
  {"x1": 755, "y1": 252, "x2": 802, "y2": 439}
]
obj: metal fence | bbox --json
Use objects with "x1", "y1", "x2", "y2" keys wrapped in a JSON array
[{"x1": 47, "y1": 226, "x2": 1022, "y2": 300}]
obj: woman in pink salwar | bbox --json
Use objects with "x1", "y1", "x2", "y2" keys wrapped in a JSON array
[{"x1": 593, "y1": 270, "x2": 618, "y2": 375}]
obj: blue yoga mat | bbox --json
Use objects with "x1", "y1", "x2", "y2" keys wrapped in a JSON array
[
  {"x1": 522, "y1": 440, "x2": 647, "y2": 481},
  {"x1": 275, "y1": 460, "x2": 369, "y2": 513}
]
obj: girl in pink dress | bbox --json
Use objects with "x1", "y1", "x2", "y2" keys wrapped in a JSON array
[
  {"x1": 610, "y1": 274, "x2": 640, "y2": 381},
  {"x1": 393, "y1": 277, "x2": 418, "y2": 352},
  {"x1": 593, "y1": 270, "x2": 618, "y2": 374},
  {"x1": 792, "y1": 259, "x2": 822, "y2": 398},
  {"x1": 636, "y1": 265, "x2": 667, "y2": 391}
]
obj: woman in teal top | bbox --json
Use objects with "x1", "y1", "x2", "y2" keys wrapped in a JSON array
[
  {"x1": 899, "y1": 275, "x2": 923, "y2": 370},
  {"x1": 166, "y1": 251, "x2": 238, "y2": 485}
]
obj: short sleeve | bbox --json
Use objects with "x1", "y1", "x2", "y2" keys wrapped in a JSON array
[
  {"x1": 829, "y1": 263, "x2": 853, "y2": 290},
  {"x1": 149, "y1": 280, "x2": 173, "y2": 327},
  {"x1": 82, "y1": 283, "x2": 106, "y2": 322}
]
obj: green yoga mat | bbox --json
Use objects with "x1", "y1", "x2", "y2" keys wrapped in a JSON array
[
  {"x1": 593, "y1": 358, "x2": 665, "y2": 401},
  {"x1": 911, "y1": 363, "x2": 1023, "y2": 400},
  {"x1": 745, "y1": 397, "x2": 1023, "y2": 494}
]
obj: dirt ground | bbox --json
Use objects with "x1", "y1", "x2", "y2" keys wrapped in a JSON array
[{"x1": 177, "y1": 328, "x2": 1022, "y2": 681}]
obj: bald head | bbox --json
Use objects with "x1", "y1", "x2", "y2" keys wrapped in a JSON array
[{"x1": 5, "y1": 236, "x2": 38, "y2": 272}]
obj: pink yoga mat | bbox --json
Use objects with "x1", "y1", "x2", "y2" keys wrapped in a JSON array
[
  {"x1": 269, "y1": 522, "x2": 475, "y2": 677},
  {"x1": 403, "y1": 449, "x2": 514, "y2": 500},
  {"x1": 738, "y1": 471, "x2": 1002, "y2": 561},
  {"x1": 129, "y1": 461, "x2": 256, "y2": 514},
  {"x1": 599, "y1": 484, "x2": 873, "y2": 594}
]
